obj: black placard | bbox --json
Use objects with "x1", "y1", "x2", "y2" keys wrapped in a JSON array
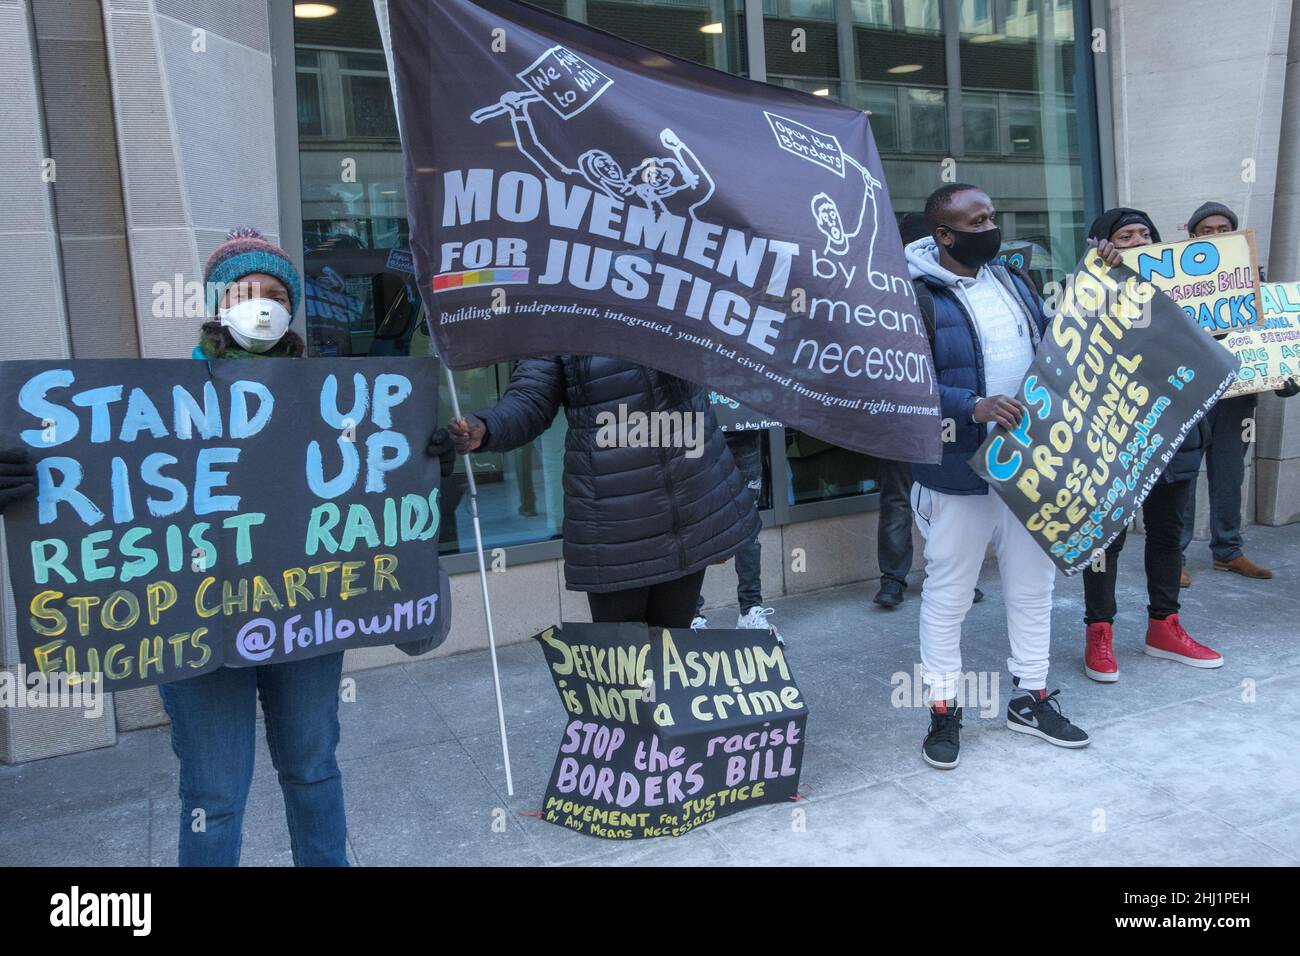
[
  {"x1": 534, "y1": 623, "x2": 807, "y2": 839},
  {"x1": 0, "y1": 357, "x2": 450, "y2": 691}
]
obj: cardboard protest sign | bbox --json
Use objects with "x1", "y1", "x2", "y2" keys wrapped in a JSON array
[
  {"x1": 1121, "y1": 230, "x2": 1262, "y2": 336},
  {"x1": 535, "y1": 623, "x2": 806, "y2": 839},
  {"x1": 0, "y1": 358, "x2": 450, "y2": 692},
  {"x1": 1221, "y1": 281, "x2": 1300, "y2": 398},
  {"x1": 970, "y1": 251, "x2": 1240, "y2": 574},
  {"x1": 388, "y1": 0, "x2": 941, "y2": 463}
]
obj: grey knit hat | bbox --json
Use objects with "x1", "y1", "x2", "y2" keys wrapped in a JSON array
[{"x1": 1187, "y1": 201, "x2": 1238, "y2": 235}]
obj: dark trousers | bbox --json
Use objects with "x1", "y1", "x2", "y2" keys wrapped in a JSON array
[
  {"x1": 1083, "y1": 479, "x2": 1191, "y2": 624},
  {"x1": 876, "y1": 459, "x2": 914, "y2": 587},
  {"x1": 1180, "y1": 394, "x2": 1253, "y2": 562},
  {"x1": 694, "y1": 432, "x2": 764, "y2": 617},
  {"x1": 589, "y1": 569, "x2": 707, "y2": 629}
]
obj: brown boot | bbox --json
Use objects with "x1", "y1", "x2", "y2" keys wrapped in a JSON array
[
  {"x1": 1212, "y1": 554, "x2": 1274, "y2": 579},
  {"x1": 1180, "y1": 565, "x2": 1191, "y2": 588}
]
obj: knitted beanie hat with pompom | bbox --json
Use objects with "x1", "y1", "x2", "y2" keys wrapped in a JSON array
[{"x1": 203, "y1": 226, "x2": 302, "y2": 316}]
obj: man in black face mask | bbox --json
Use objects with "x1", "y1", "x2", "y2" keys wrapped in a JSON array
[{"x1": 904, "y1": 184, "x2": 1090, "y2": 771}]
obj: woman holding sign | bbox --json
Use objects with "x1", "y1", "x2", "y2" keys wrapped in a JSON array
[{"x1": 1082, "y1": 210, "x2": 1223, "y2": 682}]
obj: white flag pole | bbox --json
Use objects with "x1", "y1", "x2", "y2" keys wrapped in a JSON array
[
  {"x1": 374, "y1": 0, "x2": 513, "y2": 796},
  {"x1": 443, "y1": 364, "x2": 515, "y2": 797}
]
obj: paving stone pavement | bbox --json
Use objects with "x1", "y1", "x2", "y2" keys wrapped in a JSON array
[{"x1": 4, "y1": 524, "x2": 1299, "y2": 866}]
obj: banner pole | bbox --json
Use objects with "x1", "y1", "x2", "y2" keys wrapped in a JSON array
[
  {"x1": 373, "y1": 0, "x2": 514, "y2": 794},
  {"x1": 443, "y1": 363, "x2": 515, "y2": 797}
]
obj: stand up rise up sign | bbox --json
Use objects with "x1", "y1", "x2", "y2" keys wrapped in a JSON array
[
  {"x1": 535, "y1": 623, "x2": 807, "y2": 839},
  {"x1": 0, "y1": 358, "x2": 451, "y2": 692},
  {"x1": 971, "y1": 251, "x2": 1240, "y2": 574}
]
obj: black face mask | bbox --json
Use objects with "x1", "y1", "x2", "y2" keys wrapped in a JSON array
[{"x1": 941, "y1": 225, "x2": 1003, "y2": 269}]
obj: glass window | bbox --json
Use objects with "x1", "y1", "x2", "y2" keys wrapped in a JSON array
[
  {"x1": 902, "y1": 0, "x2": 942, "y2": 33},
  {"x1": 1006, "y1": 93, "x2": 1042, "y2": 155},
  {"x1": 858, "y1": 83, "x2": 900, "y2": 152},
  {"x1": 341, "y1": 53, "x2": 398, "y2": 139},
  {"x1": 294, "y1": 0, "x2": 764, "y2": 557},
  {"x1": 962, "y1": 90, "x2": 999, "y2": 153},
  {"x1": 293, "y1": 0, "x2": 1101, "y2": 527},
  {"x1": 905, "y1": 87, "x2": 947, "y2": 152},
  {"x1": 851, "y1": 0, "x2": 890, "y2": 27}
]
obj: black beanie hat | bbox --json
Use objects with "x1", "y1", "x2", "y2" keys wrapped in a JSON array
[
  {"x1": 1087, "y1": 207, "x2": 1161, "y2": 244},
  {"x1": 1187, "y1": 201, "x2": 1238, "y2": 234}
]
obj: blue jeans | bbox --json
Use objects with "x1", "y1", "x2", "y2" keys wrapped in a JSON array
[
  {"x1": 159, "y1": 652, "x2": 348, "y2": 867},
  {"x1": 1180, "y1": 394, "x2": 1254, "y2": 563}
]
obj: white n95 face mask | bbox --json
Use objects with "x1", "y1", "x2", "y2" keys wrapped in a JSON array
[{"x1": 218, "y1": 298, "x2": 291, "y2": 353}]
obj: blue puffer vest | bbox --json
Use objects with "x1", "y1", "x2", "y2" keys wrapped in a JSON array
[{"x1": 911, "y1": 267, "x2": 1048, "y2": 495}]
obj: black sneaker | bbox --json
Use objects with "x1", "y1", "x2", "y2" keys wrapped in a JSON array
[
  {"x1": 972, "y1": 587, "x2": 985, "y2": 604},
  {"x1": 1006, "y1": 688, "x2": 1090, "y2": 748},
  {"x1": 874, "y1": 579, "x2": 906, "y2": 609},
  {"x1": 922, "y1": 701, "x2": 962, "y2": 769}
]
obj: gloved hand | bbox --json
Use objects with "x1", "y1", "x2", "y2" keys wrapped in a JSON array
[
  {"x1": 1275, "y1": 380, "x2": 1300, "y2": 399},
  {"x1": 426, "y1": 427, "x2": 456, "y2": 478},
  {"x1": 0, "y1": 447, "x2": 37, "y2": 515}
]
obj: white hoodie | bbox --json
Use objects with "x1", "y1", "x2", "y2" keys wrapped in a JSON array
[{"x1": 905, "y1": 236, "x2": 1034, "y2": 408}]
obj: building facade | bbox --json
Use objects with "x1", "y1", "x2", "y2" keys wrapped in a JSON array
[{"x1": 2, "y1": 0, "x2": 1298, "y2": 761}]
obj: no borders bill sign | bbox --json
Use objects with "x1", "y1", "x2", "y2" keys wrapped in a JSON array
[
  {"x1": 971, "y1": 251, "x2": 1240, "y2": 575},
  {"x1": 388, "y1": 0, "x2": 942, "y2": 463},
  {"x1": 0, "y1": 358, "x2": 450, "y2": 692},
  {"x1": 535, "y1": 623, "x2": 806, "y2": 839}
]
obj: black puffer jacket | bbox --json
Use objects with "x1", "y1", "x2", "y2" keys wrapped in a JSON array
[{"x1": 476, "y1": 357, "x2": 760, "y2": 592}]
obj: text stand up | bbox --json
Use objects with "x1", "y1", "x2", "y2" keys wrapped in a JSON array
[{"x1": 443, "y1": 363, "x2": 515, "y2": 796}]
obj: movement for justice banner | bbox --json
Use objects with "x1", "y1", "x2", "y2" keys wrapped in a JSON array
[
  {"x1": 970, "y1": 251, "x2": 1240, "y2": 574},
  {"x1": 535, "y1": 623, "x2": 806, "y2": 839},
  {"x1": 0, "y1": 358, "x2": 450, "y2": 692},
  {"x1": 387, "y1": 0, "x2": 941, "y2": 462}
]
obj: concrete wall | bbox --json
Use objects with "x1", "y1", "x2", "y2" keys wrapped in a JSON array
[
  {"x1": 0, "y1": 0, "x2": 117, "y2": 762},
  {"x1": 1108, "y1": 0, "x2": 1300, "y2": 534}
]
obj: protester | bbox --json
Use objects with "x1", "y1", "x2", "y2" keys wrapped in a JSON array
[
  {"x1": 1178, "y1": 201, "x2": 1300, "y2": 585},
  {"x1": 874, "y1": 211, "x2": 983, "y2": 611},
  {"x1": 1083, "y1": 209, "x2": 1222, "y2": 682},
  {"x1": 449, "y1": 357, "x2": 759, "y2": 628},
  {"x1": 907, "y1": 184, "x2": 1089, "y2": 770},
  {"x1": 689, "y1": 430, "x2": 783, "y2": 643},
  {"x1": 0, "y1": 227, "x2": 453, "y2": 867}
]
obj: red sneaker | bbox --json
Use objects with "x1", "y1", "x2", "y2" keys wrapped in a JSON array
[
  {"x1": 1144, "y1": 614, "x2": 1223, "y2": 668},
  {"x1": 1084, "y1": 622, "x2": 1118, "y2": 682}
]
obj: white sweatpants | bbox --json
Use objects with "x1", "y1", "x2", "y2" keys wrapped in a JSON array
[{"x1": 912, "y1": 483, "x2": 1058, "y2": 701}]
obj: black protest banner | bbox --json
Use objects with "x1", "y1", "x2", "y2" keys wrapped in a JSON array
[
  {"x1": 388, "y1": 0, "x2": 941, "y2": 463},
  {"x1": 0, "y1": 358, "x2": 449, "y2": 692},
  {"x1": 970, "y1": 251, "x2": 1240, "y2": 575},
  {"x1": 534, "y1": 623, "x2": 806, "y2": 839}
]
